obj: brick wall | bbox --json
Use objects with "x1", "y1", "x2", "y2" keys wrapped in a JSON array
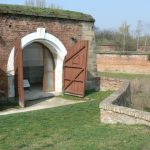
[
  {"x1": 97, "y1": 53, "x2": 150, "y2": 74},
  {"x1": 0, "y1": 15, "x2": 82, "y2": 71},
  {"x1": 0, "y1": 13, "x2": 98, "y2": 100}
]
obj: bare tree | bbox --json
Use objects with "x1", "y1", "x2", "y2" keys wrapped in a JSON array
[
  {"x1": 49, "y1": 3, "x2": 61, "y2": 9},
  {"x1": 24, "y1": 0, "x2": 46, "y2": 8},
  {"x1": 119, "y1": 21, "x2": 129, "y2": 52},
  {"x1": 144, "y1": 23, "x2": 150, "y2": 51},
  {"x1": 25, "y1": 0, "x2": 35, "y2": 6},
  {"x1": 35, "y1": 0, "x2": 46, "y2": 8},
  {"x1": 135, "y1": 20, "x2": 142, "y2": 51}
]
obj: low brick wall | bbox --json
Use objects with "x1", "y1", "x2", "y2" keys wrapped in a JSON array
[
  {"x1": 97, "y1": 53, "x2": 150, "y2": 74},
  {"x1": 99, "y1": 81, "x2": 150, "y2": 126}
]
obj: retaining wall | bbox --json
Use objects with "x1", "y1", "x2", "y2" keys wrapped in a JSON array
[
  {"x1": 97, "y1": 53, "x2": 150, "y2": 74},
  {"x1": 99, "y1": 80, "x2": 150, "y2": 126}
]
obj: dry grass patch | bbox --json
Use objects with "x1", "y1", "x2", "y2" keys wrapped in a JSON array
[{"x1": 131, "y1": 79, "x2": 150, "y2": 110}]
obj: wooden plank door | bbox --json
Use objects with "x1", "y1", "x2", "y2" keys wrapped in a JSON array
[
  {"x1": 14, "y1": 39, "x2": 25, "y2": 107},
  {"x1": 0, "y1": 68, "x2": 7, "y2": 98},
  {"x1": 63, "y1": 40, "x2": 88, "y2": 97},
  {"x1": 0, "y1": 48, "x2": 7, "y2": 98}
]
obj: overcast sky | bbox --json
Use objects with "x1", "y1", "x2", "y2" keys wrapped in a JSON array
[{"x1": 0, "y1": 0, "x2": 150, "y2": 31}]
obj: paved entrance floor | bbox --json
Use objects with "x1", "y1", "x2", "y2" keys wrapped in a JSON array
[{"x1": 0, "y1": 97, "x2": 85, "y2": 116}]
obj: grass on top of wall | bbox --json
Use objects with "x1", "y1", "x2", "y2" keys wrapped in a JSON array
[
  {"x1": 0, "y1": 90, "x2": 150, "y2": 150},
  {"x1": 0, "y1": 4, "x2": 94, "y2": 22},
  {"x1": 99, "y1": 71, "x2": 150, "y2": 80}
]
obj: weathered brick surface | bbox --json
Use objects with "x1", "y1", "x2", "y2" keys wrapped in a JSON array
[
  {"x1": 97, "y1": 54, "x2": 150, "y2": 74},
  {"x1": 0, "y1": 12, "x2": 98, "y2": 100}
]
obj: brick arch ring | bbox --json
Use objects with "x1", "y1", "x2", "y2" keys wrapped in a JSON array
[{"x1": 7, "y1": 28, "x2": 67, "y2": 98}]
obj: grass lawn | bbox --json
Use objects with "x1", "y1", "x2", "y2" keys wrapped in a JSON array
[
  {"x1": 58, "y1": 90, "x2": 109, "y2": 101},
  {"x1": 99, "y1": 72, "x2": 150, "y2": 80},
  {"x1": 0, "y1": 91, "x2": 150, "y2": 150}
]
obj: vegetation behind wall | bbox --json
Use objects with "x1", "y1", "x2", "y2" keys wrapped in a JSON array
[{"x1": 95, "y1": 21, "x2": 150, "y2": 52}]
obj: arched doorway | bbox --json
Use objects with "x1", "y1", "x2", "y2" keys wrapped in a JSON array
[
  {"x1": 7, "y1": 28, "x2": 67, "y2": 106},
  {"x1": 23, "y1": 42, "x2": 55, "y2": 100}
]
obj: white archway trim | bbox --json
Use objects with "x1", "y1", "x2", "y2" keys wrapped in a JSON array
[{"x1": 7, "y1": 28, "x2": 67, "y2": 98}]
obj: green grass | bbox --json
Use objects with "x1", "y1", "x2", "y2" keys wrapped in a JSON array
[
  {"x1": 58, "y1": 90, "x2": 111, "y2": 101},
  {"x1": 0, "y1": 4, "x2": 94, "y2": 22},
  {"x1": 0, "y1": 91, "x2": 150, "y2": 150},
  {"x1": 145, "y1": 107, "x2": 150, "y2": 112},
  {"x1": 99, "y1": 72, "x2": 150, "y2": 80}
]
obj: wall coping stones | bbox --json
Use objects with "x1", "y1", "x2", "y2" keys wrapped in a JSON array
[{"x1": 99, "y1": 80, "x2": 150, "y2": 125}]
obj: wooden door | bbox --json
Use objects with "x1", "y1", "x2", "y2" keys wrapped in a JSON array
[
  {"x1": 63, "y1": 40, "x2": 88, "y2": 97},
  {"x1": 0, "y1": 69, "x2": 7, "y2": 98},
  {"x1": 0, "y1": 48, "x2": 7, "y2": 98},
  {"x1": 14, "y1": 39, "x2": 25, "y2": 107}
]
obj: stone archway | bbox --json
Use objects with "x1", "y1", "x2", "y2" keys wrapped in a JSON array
[{"x1": 7, "y1": 28, "x2": 67, "y2": 99}]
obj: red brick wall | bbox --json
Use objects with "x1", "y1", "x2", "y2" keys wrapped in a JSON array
[
  {"x1": 97, "y1": 54, "x2": 150, "y2": 74},
  {"x1": 0, "y1": 14, "x2": 82, "y2": 72},
  {"x1": 0, "y1": 13, "x2": 99, "y2": 100}
]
